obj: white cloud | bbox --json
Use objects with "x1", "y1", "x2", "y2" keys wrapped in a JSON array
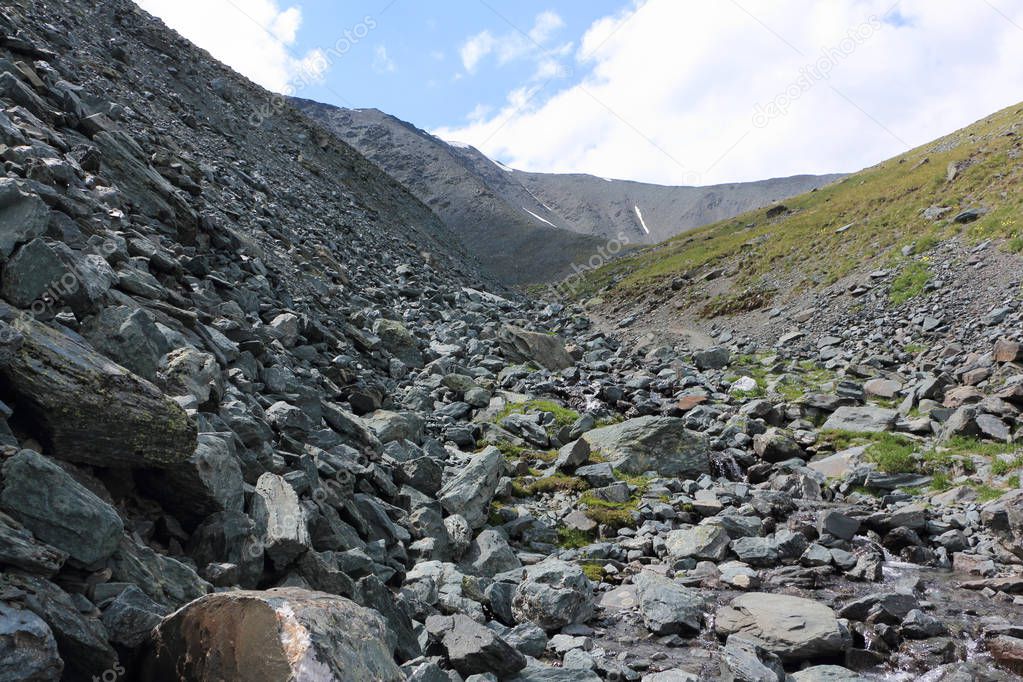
[
  {"x1": 372, "y1": 45, "x2": 397, "y2": 73},
  {"x1": 133, "y1": 0, "x2": 327, "y2": 94},
  {"x1": 436, "y1": 0, "x2": 1023, "y2": 185},
  {"x1": 458, "y1": 11, "x2": 570, "y2": 78},
  {"x1": 460, "y1": 30, "x2": 496, "y2": 73}
]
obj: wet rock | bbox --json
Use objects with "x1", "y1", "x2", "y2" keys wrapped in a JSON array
[
  {"x1": 988, "y1": 635, "x2": 1023, "y2": 675},
  {"x1": 0, "y1": 450, "x2": 122, "y2": 566},
  {"x1": 145, "y1": 588, "x2": 403, "y2": 681},
  {"x1": 715, "y1": 593, "x2": 848, "y2": 661},
  {"x1": 582, "y1": 416, "x2": 710, "y2": 478}
]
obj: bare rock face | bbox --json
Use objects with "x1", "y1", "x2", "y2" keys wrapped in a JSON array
[
  {"x1": 145, "y1": 588, "x2": 403, "y2": 682},
  {"x1": 0, "y1": 309, "x2": 196, "y2": 468}
]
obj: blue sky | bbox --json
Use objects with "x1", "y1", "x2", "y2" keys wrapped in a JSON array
[
  {"x1": 136, "y1": 1, "x2": 1023, "y2": 185},
  {"x1": 289, "y1": 1, "x2": 623, "y2": 129}
]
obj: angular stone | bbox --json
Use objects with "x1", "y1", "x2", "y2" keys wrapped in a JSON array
[
  {"x1": 100, "y1": 585, "x2": 169, "y2": 648},
  {"x1": 0, "y1": 602, "x2": 63, "y2": 681},
  {"x1": 582, "y1": 416, "x2": 710, "y2": 478},
  {"x1": 694, "y1": 346, "x2": 730, "y2": 370},
  {"x1": 438, "y1": 446, "x2": 502, "y2": 529},
  {"x1": 994, "y1": 339, "x2": 1022, "y2": 364},
  {"x1": 374, "y1": 318, "x2": 423, "y2": 367},
  {"x1": 0, "y1": 450, "x2": 122, "y2": 566},
  {"x1": 665, "y1": 525, "x2": 731, "y2": 562},
  {"x1": 821, "y1": 406, "x2": 897, "y2": 433},
  {"x1": 818, "y1": 510, "x2": 860, "y2": 541},
  {"x1": 512, "y1": 559, "x2": 594, "y2": 631},
  {"x1": 498, "y1": 325, "x2": 573, "y2": 370},
  {"x1": 633, "y1": 571, "x2": 705, "y2": 636},
  {"x1": 0, "y1": 510, "x2": 67, "y2": 576},
  {"x1": 554, "y1": 438, "x2": 590, "y2": 472},
  {"x1": 439, "y1": 613, "x2": 527, "y2": 677},
  {"x1": 0, "y1": 238, "x2": 67, "y2": 307},
  {"x1": 0, "y1": 179, "x2": 49, "y2": 259},
  {"x1": 146, "y1": 588, "x2": 403, "y2": 681},
  {"x1": 250, "y1": 473, "x2": 311, "y2": 569},
  {"x1": 109, "y1": 535, "x2": 212, "y2": 608},
  {"x1": 0, "y1": 310, "x2": 196, "y2": 467},
  {"x1": 139, "y1": 433, "x2": 244, "y2": 528}
]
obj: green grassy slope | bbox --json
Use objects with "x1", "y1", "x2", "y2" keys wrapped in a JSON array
[{"x1": 576, "y1": 102, "x2": 1023, "y2": 310}]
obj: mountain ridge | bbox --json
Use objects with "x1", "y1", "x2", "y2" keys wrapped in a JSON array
[{"x1": 292, "y1": 99, "x2": 844, "y2": 284}]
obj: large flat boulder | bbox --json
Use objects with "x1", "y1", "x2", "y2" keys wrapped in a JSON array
[
  {"x1": 821, "y1": 406, "x2": 897, "y2": 433},
  {"x1": 715, "y1": 593, "x2": 848, "y2": 661},
  {"x1": 0, "y1": 310, "x2": 196, "y2": 467},
  {"x1": 145, "y1": 588, "x2": 403, "y2": 681},
  {"x1": 582, "y1": 416, "x2": 710, "y2": 477}
]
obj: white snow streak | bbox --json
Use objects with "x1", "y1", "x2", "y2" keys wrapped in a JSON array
[
  {"x1": 523, "y1": 208, "x2": 557, "y2": 228},
  {"x1": 634, "y1": 205, "x2": 650, "y2": 235}
]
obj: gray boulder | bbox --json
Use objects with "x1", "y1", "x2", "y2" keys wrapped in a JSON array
[
  {"x1": 438, "y1": 446, "x2": 502, "y2": 529},
  {"x1": 821, "y1": 406, "x2": 897, "y2": 433},
  {"x1": 432, "y1": 613, "x2": 527, "y2": 677},
  {"x1": 250, "y1": 473, "x2": 311, "y2": 569},
  {"x1": 498, "y1": 325, "x2": 573, "y2": 370},
  {"x1": 665, "y1": 525, "x2": 731, "y2": 562},
  {"x1": 0, "y1": 310, "x2": 196, "y2": 467},
  {"x1": 109, "y1": 535, "x2": 212, "y2": 608},
  {"x1": 100, "y1": 585, "x2": 169, "y2": 648},
  {"x1": 633, "y1": 571, "x2": 705, "y2": 636},
  {"x1": 512, "y1": 559, "x2": 594, "y2": 631},
  {"x1": 0, "y1": 602, "x2": 63, "y2": 681},
  {"x1": 374, "y1": 318, "x2": 423, "y2": 367},
  {"x1": 715, "y1": 593, "x2": 848, "y2": 661},
  {"x1": 582, "y1": 416, "x2": 710, "y2": 478},
  {"x1": 0, "y1": 178, "x2": 49, "y2": 259},
  {"x1": 694, "y1": 346, "x2": 730, "y2": 370},
  {"x1": 0, "y1": 450, "x2": 123, "y2": 566},
  {"x1": 0, "y1": 510, "x2": 67, "y2": 577},
  {"x1": 0, "y1": 238, "x2": 67, "y2": 307},
  {"x1": 139, "y1": 433, "x2": 244, "y2": 528},
  {"x1": 146, "y1": 588, "x2": 403, "y2": 681}
]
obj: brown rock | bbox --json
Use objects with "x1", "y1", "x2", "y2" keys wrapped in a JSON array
[
  {"x1": 994, "y1": 340, "x2": 1022, "y2": 364},
  {"x1": 989, "y1": 635, "x2": 1023, "y2": 674},
  {"x1": 145, "y1": 588, "x2": 402, "y2": 681}
]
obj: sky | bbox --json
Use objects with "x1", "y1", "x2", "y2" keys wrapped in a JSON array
[{"x1": 134, "y1": 0, "x2": 1023, "y2": 186}]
